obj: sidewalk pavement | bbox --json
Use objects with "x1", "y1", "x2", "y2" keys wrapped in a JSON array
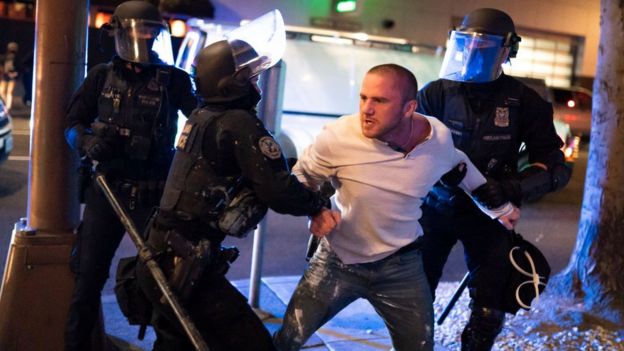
[{"x1": 103, "y1": 275, "x2": 450, "y2": 351}]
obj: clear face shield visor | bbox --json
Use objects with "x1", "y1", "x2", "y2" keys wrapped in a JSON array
[
  {"x1": 225, "y1": 9, "x2": 286, "y2": 78},
  {"x1": 438, "y1": 31, "x2": 509, "y2": 83},
  {"x1": 114, "y1": 18, "x2": 174, "y2": 65}
]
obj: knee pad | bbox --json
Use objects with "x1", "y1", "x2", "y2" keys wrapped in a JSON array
[{"x1": 461, "y1": 307, "x2": 505, "y2": 351}]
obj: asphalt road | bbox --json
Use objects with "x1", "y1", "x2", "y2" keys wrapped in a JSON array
[{"x1": 0, "y1": 115, "x2": 586, "y2": 297}]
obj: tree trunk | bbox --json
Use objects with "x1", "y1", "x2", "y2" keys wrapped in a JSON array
[{"x1": 550, "y1": 0, "x2": 624, "y2": 324}]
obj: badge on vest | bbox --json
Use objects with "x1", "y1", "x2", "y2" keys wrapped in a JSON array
[
  {"x1": 258, "y1": 136, "x2": 282, "y2": 160},
  {"x1": 147, "y1": 78, "x2": 160, "y2": 91},
  {"x1": 176, "y1": 121, "x2": 196, "y2": 151},
  {"x1": 494, "y1": 107, "x2": 510, "y2": 127}
]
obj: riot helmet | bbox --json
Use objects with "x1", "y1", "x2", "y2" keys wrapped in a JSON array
[
  {"x1": 439, "y1": 8, "x2": 521, "y2": 83},
  {"x1": 193, "y1": 10, "x2": 286, "y2": 103},
  {"x1": 107, "y1": 1, "x2": 174, "y2": 65}
]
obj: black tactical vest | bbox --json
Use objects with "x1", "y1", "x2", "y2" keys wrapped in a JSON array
[
  {"x1": 440, "y1": 79, "x2": 524, "y2": 179},
  {"x1": 96, "y1": 64, "x2": 174, "y2": 179},
  {"x1": 159, "y1": 108, "x2": 240, "y2": 226}
]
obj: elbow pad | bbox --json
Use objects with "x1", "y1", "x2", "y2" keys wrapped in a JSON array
[
  {"x1": 549, "y1": 162, "x2": 572, "y2": 192},
  {"x1": 518, "y1": 166, "x2": 552, "y2": 203},
  {"x1": 519, "y1": 147, "x2": 572, "y2": 202},
  {"x1": 517, "y1": 161, "x2": 570, "y2": 203}
]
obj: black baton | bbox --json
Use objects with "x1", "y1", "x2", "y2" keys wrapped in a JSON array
[
  {"x1": 305, "y1": 181, "x2": 335, "y2": 261},
  {"x1": 436, "y1": 271, "x2": 470, "y2": 325},
  {"x1": 94, "y1": 172, "x2": 210, "y2": 351},
  {"x1": 305, "y1": 235, "x2": 319, "y2": 261}
]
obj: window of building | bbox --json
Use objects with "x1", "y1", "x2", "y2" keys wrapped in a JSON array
[{"x1": 503, "y1": 31, "x2": 582, "y2": 88}]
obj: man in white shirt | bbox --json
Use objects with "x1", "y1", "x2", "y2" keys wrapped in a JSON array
[{"x1": 273, "y1": 64, "x2": 518, "y2": 351}]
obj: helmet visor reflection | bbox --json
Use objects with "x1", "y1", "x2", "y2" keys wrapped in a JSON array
[
  {"x1": 225, "y1": 10, "x2": 286, "y2": 77},
  {"x1": 115, "y1": 19, "x2": 174, "y2": 65},
  {"x1": 438, "y1": 31, "x2": 507, "y2": 83}
]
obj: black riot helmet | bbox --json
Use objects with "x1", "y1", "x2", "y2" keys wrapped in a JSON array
[
  {"x1": 106, "y1": 0, "x2": 174, "y2": 65},
  {"x1": 193, "y1": 10, "x2": 286, "y2": 103},
  {"x1": 193, "y1": 40, "x2": 247, "y2": 102},
  {"x1": 458, "y1": 8, "x2": 521, "y2": 58},
  {"x1": 439, "y1": 8, "x2": 521, "y2": 83}
]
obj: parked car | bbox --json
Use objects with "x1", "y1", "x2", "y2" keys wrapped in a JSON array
[
  {"x1": 550, "y1": 85, "x2": 592, "y2": 138},
  {"x1": 514, "y1": 77, "x2": 580, "y2": 165},
  {"x1": 0, "y1": 97, "x2": 14, "y2": 165}
]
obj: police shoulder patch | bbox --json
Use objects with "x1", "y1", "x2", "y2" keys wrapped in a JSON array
[
  {"x1": 176, "y1": 120, "x2": 195, "y2": 151},
  {"x1": 258, "y1": 136, "x2": 282, "y2": 160}
]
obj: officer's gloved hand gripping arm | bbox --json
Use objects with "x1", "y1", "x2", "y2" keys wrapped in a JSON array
[{"x1": 224, "y1": 112, "x2": 329, "y2": 217}]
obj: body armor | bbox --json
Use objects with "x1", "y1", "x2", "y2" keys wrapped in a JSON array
[
  {"x1": 426, "y1": 77, "x2": 523, "y2": 209},
  {"x1": 424, "y1": 75, "x2": 569, "y2": 207},
  {"x1": 159, "y1": 107, "x2": 267, "y2": 238},
  {"x1": 438, "y1": 79, "x2": 523, "y2": 179},
  {"x1": 95, "y1": 64, "x2": 174, "y2": 179}
]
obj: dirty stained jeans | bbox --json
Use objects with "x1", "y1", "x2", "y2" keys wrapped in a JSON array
[{"x1": 274, "y1": 240, "x2": 433, "y2": 351}]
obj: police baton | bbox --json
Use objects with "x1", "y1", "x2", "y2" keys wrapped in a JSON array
[
  {"x1": 305, "y1": 235, "x2": 319, "y2": 261},
  {"x1": 94, "y1": 172, "x2": 210, "y2": 351},
  {"x1": 304, "y1": 181, "x2": 335, "y2": 261},
  {"x1": 436, "y1": 271, "x2": 470, "y2": 325}
]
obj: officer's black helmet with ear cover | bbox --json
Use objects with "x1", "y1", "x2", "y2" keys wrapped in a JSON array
[
  {"x1": 193, "y1": 40, "x2": 258, "y2": 103},
  {"x1": 111, "y1": 0, "x2": 163, "y2": 25},
  {"x1": 458, "y1": 8, "x2": 521, "y2": 58},
  {"x1": 192, "y1": 9, "x2": 286, "y2": 103},
  {"x1": 107, "y1": 0, "x2": 174, "y2": 65}
]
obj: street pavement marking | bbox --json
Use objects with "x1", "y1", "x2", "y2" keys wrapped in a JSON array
[{"x1": 8, "y1": 155, "x2": 30, "y2": 161}]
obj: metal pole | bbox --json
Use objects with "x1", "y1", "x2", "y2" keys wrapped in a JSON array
[
  {"x1": 248, "y1": 218, "x2": 268, "y2": 308},
  {"x1": 257, "y1": 60, "x2": 286, "y2": 134},
  {"x1": 28, "y1": 0, "x2": 86, "y2": 231},
  {"x1": 249, "y1": 61, "x2": 286, "y2": 308},
  {"x1": 0, "y1": 0, "x2": 88, "y2": 349}
]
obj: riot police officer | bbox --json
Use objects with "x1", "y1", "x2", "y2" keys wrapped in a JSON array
[
  {"x1": 63, "y1": 1, "x2": 197, "y2": 350},
  {"x1": 136, "y1": 11, "x2": 333, "y2": 351},
  {"x1": 416, "y1": 8, "x2": 571, "y2": 351}
]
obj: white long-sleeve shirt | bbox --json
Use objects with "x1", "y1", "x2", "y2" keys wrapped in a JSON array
[{"x1": 293, "y1": 113, "x2": 508, "y2": 264}]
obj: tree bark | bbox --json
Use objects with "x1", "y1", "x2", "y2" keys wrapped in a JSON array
[{"x1": 550, "y1": 0, "x2": 624, "y2": 324}]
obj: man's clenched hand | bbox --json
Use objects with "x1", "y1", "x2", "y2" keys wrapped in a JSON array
[{"x1": 309, "y1": 208, "x2": 341, "y2": 237}]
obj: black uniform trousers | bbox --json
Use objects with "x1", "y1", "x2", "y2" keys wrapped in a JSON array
[
  {"x1": 420, "y1": 194, "x2": 514, "y2": 311},
  {"x1": 65, "y1": 181, "x2": 155, "y2": 351},
  {"x1": 137, "y1": 247, "x2": 276, "y2": 351}
]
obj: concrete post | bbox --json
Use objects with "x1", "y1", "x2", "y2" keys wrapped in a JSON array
[
  {"x1": 0, "y1": 0, "x2": 89, "y2": 350},
  {"x1": 249, "y1": 61, "x2": 286, "y2": 309}
]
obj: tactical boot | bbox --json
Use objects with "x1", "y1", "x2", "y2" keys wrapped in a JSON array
[{"x1": 461, "y1": 307, "x2": 505, "y2": 351}]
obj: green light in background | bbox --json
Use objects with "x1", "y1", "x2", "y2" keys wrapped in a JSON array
[{"x1": 335, "y1": 0, "x2": 357, "y2": 13}]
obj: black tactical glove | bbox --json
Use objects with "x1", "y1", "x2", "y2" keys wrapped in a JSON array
[
  {"x1": 472, "y1": 178, "x2": 522, "y2": 209},
  {"x1": 286, "y1": 157, "x2": 298, "y2": 170},
  {"x1": 81, "y1": 134, "x2": 113, "y2": 161},
  {"x1": 440, "y1": 162, "x2": 467, "y2": 188}
]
